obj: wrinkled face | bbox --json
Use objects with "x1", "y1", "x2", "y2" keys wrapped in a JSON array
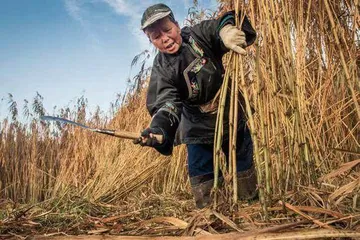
[{"x1": 145, "y1": 17, "x2": 182, "y2": 54}]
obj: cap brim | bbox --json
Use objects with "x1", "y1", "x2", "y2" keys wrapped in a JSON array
[{"x1": 141, "y1": 11, "x2": 171, "y2": 30}]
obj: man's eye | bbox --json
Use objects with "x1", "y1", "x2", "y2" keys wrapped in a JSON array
[{"x1": 152, "y1": 35, "x2": 160, "y2": 40}]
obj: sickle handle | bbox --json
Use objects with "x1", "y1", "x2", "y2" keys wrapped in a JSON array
[
  {"x1": 113, "y1": 130, "x2": 140, "y2": 140},
  {"x1": 101, "y1": 129, "x2": 163, "y2": 143}
]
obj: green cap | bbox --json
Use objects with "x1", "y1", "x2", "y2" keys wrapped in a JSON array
[{"x1": 141, "y1": 3, "x2": 174, "y2": 30}]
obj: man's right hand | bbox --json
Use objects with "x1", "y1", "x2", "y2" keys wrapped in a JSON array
[{"x1": 133, "y1": 127, "x2": 164, "y2": 147}]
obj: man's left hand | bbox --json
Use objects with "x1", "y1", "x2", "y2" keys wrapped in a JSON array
[{"x1": 219, "y1": 24, "x2": 247, "y2": 55}]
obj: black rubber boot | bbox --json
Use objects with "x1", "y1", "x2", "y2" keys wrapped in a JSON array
[
  {"x1": 190, "y1": 173, "x2": 217, "y2": 209},
  {"x1": 237, "y1": 165, "x2": 258, "y2": 201},
  {"x1": 191, "y1": 179, "x2": 214, "y2": 209}
]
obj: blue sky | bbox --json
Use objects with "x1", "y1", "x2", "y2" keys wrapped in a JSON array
[{"x1": 0, "y1": 0, "x2": 218, "y2": 120}]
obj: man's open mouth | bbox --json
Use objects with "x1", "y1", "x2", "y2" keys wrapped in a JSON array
[{"x1": 166, "y1": 42, "x2": 175, "y2": 49}]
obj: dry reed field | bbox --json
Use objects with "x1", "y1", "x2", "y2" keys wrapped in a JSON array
[{"x1": 0, "y1": 0, "x2": 359, "y2": 239}]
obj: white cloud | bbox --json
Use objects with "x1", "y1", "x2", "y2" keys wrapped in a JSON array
[
  {"x1": 100, "y1": 0, "x2": 199, "y2": 51},
  {"x1": 102, "y1": 0, "x2": 135, "y2": 16},
  {"x1": 64, "y1": 0, "x2": 84, "y2": 24},
  {"x1": 64, "y1": 0, "x2": 148, "y2": 50},
  {"x1": 63, "y1": 0, "x2": 216, "y2": 52},
  {"x1": 64, "y1": 0, "x2": 101, "y2": 48},
  {"x1": 101, "y1": 0, "x2": 152, "y2": 51}
]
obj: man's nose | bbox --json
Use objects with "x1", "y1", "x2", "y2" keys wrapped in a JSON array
[{"x1": 161, "y1": 33, "x2": 170, "y2": 43}]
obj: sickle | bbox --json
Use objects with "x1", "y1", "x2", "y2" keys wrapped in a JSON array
[{"x1": 40, "y1": 115, "x2": 140, "y2": 140}]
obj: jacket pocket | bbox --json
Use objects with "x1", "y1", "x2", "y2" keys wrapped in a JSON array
[{"x1": 183, "y1": 57, "x2": 204, "y2": 101}]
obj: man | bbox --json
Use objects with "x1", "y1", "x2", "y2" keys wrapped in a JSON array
[{"x1": 134, "y1": 3, "x2": 257, "y2": 208}]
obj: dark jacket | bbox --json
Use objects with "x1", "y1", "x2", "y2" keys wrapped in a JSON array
[{"x1": 146, "y1": 11, "x2": 256, "y2": 155}]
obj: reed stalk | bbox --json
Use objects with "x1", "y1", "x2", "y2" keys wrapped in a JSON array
[{"x1": 213, "y1": 52, "x2": 234, "y2": 206}]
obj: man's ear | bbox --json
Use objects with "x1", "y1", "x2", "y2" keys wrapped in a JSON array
[
  {"x1": 144, "y1": 30, "x2": 152, "y2": 43},
  {"x1": 175, "y1": 21, "x2": 181, "y2": 32},
  {"x1": 146, "y1": 35, "x2": 152, "y2": 43}
]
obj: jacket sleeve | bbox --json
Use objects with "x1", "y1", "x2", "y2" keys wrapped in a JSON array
[
  {"x1": 146, "y1": 58, "x2": 182, "y2": 156},
  {"x1": 190, "y1": 11, "x2": 256, "y2": 57}
]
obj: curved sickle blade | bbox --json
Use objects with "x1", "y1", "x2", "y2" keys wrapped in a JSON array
[
  {"x1": 40, "y1": 115, "x2": 97, "y2": 131},
  {"x1": 40, "y1": 115, "x2": 140, "y2": 140}
]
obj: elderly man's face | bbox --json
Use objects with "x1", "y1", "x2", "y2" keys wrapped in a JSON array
[{"x1": 145, "y1": 17, "x2": 182, "y2": 54}]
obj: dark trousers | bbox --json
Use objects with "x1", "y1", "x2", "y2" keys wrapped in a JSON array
[{"x1": 186, "y1": 122, "x2": 253, "y2": 184}]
